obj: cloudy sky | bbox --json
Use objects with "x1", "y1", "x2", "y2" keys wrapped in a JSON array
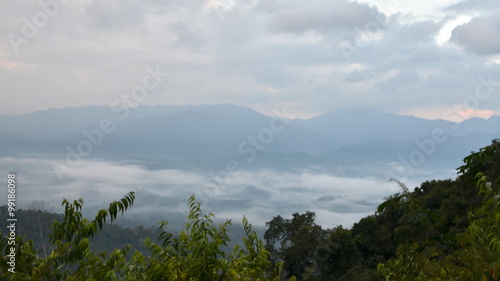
[{"x1": 2, "y1": 0, "x2": 500, "y2": 119}]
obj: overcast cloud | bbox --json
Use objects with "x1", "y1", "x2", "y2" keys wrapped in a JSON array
[{"x1": 1, "y1": 0, "x2": 500, "y2": 119}]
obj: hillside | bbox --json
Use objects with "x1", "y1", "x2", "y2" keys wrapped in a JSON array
[{"x1": 1, "y1": 139, "x2": 499, "y2": 280}]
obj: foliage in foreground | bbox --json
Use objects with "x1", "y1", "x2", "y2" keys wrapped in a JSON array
[
  {"x1": 1, "y1": 139, "x2": 500, "y2": 280},
  {"x1": 263, "y1": 140, "x2": 500, "y2": 280},
  {"x1": 0, "y1": 194, "x2": 275, "y2": 280},
  {"x1": 377, "y1": 141, "x2": 500, "y2": 280}
]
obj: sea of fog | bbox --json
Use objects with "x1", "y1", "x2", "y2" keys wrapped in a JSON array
[{"x1": 0, "y1": 156, "x2": 458, "y2": 229}]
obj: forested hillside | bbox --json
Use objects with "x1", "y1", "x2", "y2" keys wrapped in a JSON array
[
  {"x1": 264, "y1": 140, "x2": 500, "y2": 280},
  {"x1": 0, "y1": 206, "x2": 162, "y2": 256},
  {"x1": 1, "y1": 140, "x2": 499, "y2": 280}
]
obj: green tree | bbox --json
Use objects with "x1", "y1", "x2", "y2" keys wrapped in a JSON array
[
  {"x1": 1, "y1": 192, "x2": 137, "y2": 280},
  {"x1": 315, "y1": 226, "x2": 363, "y2": 280},
  {"x1": 264, "y1": 212, "x2": 324, "y2": 280},
  {"x1": 378, "y1": 140, "x2": 500, "y2": 280},
  {"x1": 144, "y1": 195, "x2": 272, "y2": 280},
  {"x1": 1, "y1": 193, "x2": 278, "y2": 280}
]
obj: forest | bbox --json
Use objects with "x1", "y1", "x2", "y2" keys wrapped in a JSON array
[{"x1": 1, "y1": 139, "x2": 499, "y2": 280}]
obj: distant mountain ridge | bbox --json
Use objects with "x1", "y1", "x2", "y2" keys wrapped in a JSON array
[
  {"x1": 0, "y1": 104, "x2": 498, "y2": 177},
  {"x1": 293, "y1": 106, "x2": 500, "y2": 144}
]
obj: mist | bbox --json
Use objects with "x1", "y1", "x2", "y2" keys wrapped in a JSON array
[{"x1": 0, "y1": 156, "x2": 457, "y2": 229}]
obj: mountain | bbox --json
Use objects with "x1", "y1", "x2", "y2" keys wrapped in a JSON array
[
  {"x1": 99, "y1": 104, "x2": 336, "y2": 158},
  {"x1": 0, "y1": 104, "x2": 498, "y2": 175},
  {"x1": 0, "y1": 104, "x2": 336, "y2": 158},
  {"x1": 454, "y1": 115, "x2": 500, "y2": 135},
  {"x1": 292, "y1": 107, "x2": 455, "y2": 144}
]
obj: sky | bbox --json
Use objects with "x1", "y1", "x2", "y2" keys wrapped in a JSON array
[{"x1": 1, "y1": 0, "x2": 500, "y2": 119}]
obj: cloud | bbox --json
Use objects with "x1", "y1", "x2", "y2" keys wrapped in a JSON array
[
  {"x1": 376, "y1": 68, "x2": 426, "y2": 102},
  {"x1": 386, "y1": 20, "x2": 442, "y2": 46},
  {"x1": 1, "y1": 0, "x2": 500, "y2": 121},
  {"x1": 345, "y1": 69, "x2": 373, "y2": 83},
  {"x1": 0, "y1": 156, "x2": 411, "y2": 229},
  {"x1": 263, "y1": 0, "x2": 384, "y2": 36},
  {"x1": 451, "y1": 16, "x2": 500, "y2": 55},
  {"x1": 446, "y1": 0, "x2": 500, "y2": 14},
  {"x1": 83, "y1": 0, "x2": 148, "y2": 29}
]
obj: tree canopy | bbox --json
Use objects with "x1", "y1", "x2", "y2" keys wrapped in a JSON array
[{"x1": 1, "y1": 139, "x2": 499, "y2": 280}]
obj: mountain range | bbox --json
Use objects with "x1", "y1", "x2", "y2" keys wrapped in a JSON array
[{"x1": 1, "y1": 104, "x2": 498, "y2": 179}]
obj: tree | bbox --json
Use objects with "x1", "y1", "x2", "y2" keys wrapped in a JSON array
[
  {"x1": 264, "y1": 212, "x2": 324, "y2": 280},
  {"x1": 378, "y1": 140, "x2": 500, "y2": 280},
  {"x1": 315, "y1": 226, "x2": 363, "y2": 280},
  {"x1": 144, "y1": 195, "x2": 272, "y2": 280},
  {"x1": 1, "y1": 193, "x2": 278, "y2": 280}
]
